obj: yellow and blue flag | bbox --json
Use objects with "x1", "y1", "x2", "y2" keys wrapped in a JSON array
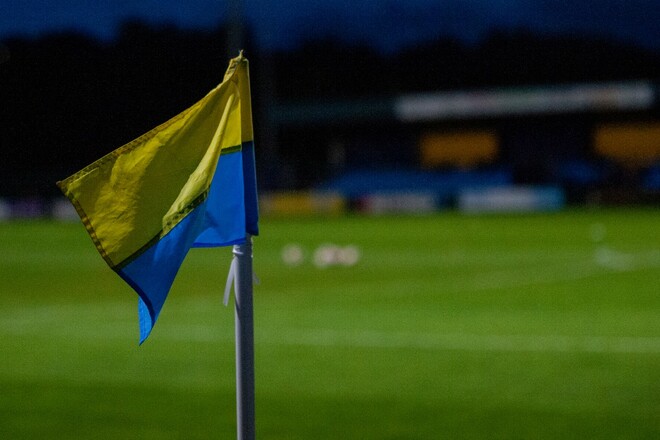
[{"x1": 57, "y1": 53, "x2": 258, "y2": 343}]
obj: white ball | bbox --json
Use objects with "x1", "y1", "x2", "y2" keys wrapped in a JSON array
[
  {"x1": 338, "y1": 245, "x2": 360, "y2": 266},
  {"x1": 281, "y1": 244, "x2": 304, "y2": 266},
  {"x1": 313, "y1": 244, "x2": 340, "y2": 268}
]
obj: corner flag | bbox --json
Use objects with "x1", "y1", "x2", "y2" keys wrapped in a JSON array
[{"x1": 57, "y1": 53, "x2": 258, "y2": 343}]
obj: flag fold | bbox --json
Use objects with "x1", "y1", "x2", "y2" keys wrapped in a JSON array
[{"x1": 57, "y1": 53, "x2": 258, "y2": 343}]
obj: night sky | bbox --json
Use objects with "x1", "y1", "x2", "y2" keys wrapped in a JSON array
[{"x1": 2, "y1": 0, "x2": 660, "y2": 52}]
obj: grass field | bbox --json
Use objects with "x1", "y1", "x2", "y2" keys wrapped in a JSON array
[{"x1": 0, "y1": 209, "x2": 659, "y2": 439}]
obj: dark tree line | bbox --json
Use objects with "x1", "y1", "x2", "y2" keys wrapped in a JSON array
[
  {"x1": 274, "y1": 30, "x2": 660, "y2": 99},
  {"x1": 0, "y1": 22, "x2": 242, "y2": 197},
  {"x1": 1, "y1": 21, "x2": 659, "y2": 197}
]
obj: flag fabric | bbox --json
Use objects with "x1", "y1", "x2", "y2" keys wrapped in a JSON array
[{"x1": 57, "y1": 53, "x2": 258, "y2": 343}]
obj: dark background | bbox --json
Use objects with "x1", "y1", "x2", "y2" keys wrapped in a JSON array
[{"x1": 1, "y1": 7, "x2": 659, "y2": 199}]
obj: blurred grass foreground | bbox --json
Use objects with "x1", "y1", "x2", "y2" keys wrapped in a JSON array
[{"x1": 0, "y1": 210, "x2": 659, "y2": 439}]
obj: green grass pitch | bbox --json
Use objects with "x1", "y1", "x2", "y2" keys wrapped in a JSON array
[{"x1": 0, "y1": 209, "x2": 658, "y2": 439}]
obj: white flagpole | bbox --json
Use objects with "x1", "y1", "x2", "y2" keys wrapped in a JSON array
[{"x1": 232, "y1": 236, "x2": 255, "y2": 440}]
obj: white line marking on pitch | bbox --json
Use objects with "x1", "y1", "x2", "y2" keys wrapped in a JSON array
[{"x1": 2, "y1": 319, "x2": 659, "y2": 354}]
